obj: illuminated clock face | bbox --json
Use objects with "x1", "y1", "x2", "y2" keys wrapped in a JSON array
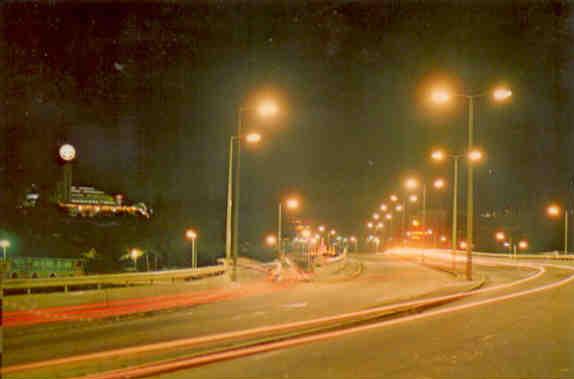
[{"x1": 59, "y1": 144, "x2": 76, "y2": 161}]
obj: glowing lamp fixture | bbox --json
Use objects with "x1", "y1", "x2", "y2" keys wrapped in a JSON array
[
  {"x1": 468, "y1": 149, "x2": 484, "y2": 162},
  {"x1": 495, "y1": 231, "x2": 506, "y2": 242},
  {"x1": 0, "y1": 240, "x2": 10, "y2": 249},
  {"x1": 493, "y1": 87, "x2": 512, "y2": 102},
  {"x1": 257, "y1": 100, "x2": 279, "y2": 117},
  {"x1": 518, "y1": 240, "x2": 528, "y2": 250},
  {"x1": 405, "y1": 177, "x2": 419, "y2": 191},
  {"x1": 433, "y1": 178, "x2": 445, "y2": 190},
  {"x1": 245, "y1": 133, "x2": 262, "y2": 144},
  {"x1": 385, "y1": 213, "x2": 393, "y2": 220},
  {"x1": 367, "y1": 222, "x2": 374, "y2": 229},
  {"x1": 408, "y1": 194, "x2": 418, "y2": 203},
  {"x1": 547, "y1": 204, "x2": 561, "y2": 218},
  {"x1": 431, "y1": 149, "x2": 446, "y2": 162},
  {"x1": 285, "y1": 198, "x2": 300, "y2": 210},
  {"x1": 380, "y1": 203, "x2": 388, "y2": 212},
  {"x1": 265, "y1": 235, "x2": 277, "y2": 247},
  {"x1": 185, "y1": 229, "x2": 198, "y2": 240},
  {"x1": 431, "y1": 89, "x2": 451, "y2": 104},
  {"x1": 59, "y1": 144, "x2": 76, "y2": 162},
  {"x1": 390, "y1": 194, "x2": 398, "y2": 202},
  {"x1": 372, "y1": 212, "x2": 380, "y2": 220}
]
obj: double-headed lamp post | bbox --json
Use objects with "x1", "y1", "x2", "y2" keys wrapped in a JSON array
[
  {"x1": 431, "y1": 85, "x2": 511, "y2": 280},
  {"x1": 185, "y1": 229, "x2": 198, "y2": 270},
  {"x1": 547, "y1": 204, "x2": 569, "y2": 254},
  {"x1": 278, "y1": 197, "x2": 300, "y2": 257},
  {"x1": 225, "y1": 99, "x2": 279, "y2": 282}
]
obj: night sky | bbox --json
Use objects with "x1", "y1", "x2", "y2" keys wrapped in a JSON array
[{"x1": 2, "y1": 2, "x2": 573, "y2": 257}]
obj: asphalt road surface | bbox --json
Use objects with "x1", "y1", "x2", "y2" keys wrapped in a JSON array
[{"x1": 158, "y1": 259, "x2": 574, "y2": 379}]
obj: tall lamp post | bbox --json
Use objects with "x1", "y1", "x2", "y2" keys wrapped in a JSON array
[
  {"x1": 225, "y1": 98, "x2": 278, "y2": 282},
  {"x1": 185, "y1": 229, "x2": 198, "y2": 270},
  {"x1": 547, "y1": 204, "x2": 569, "y2": 254},
  {"x1": 277, "y1": 197, "x2": 300, "y2": 257},
  {"x1": 431, "y1": 86, "x2": 511, "y2": 280},
  {"x1": 59, "y1": 143, "x2": 76, "y2": 202},
  {"x1": 431, "y1": 149, "x2": 465, "y2": 268},
  {"x1": 0, "y1": 240, "x2": 10, "y2": 262}
]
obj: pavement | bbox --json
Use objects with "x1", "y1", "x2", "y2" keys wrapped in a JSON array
[
  {"x1": 155, "y1": 253, "x2": 574, "y2": 379},
  {"x1": 4, "y1": 253, "x2": 487, "y2": 375}
]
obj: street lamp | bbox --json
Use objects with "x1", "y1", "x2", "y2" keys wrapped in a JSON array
[
  {"x1": 431, "y1": 148, "x2": 464, "y2": 259},
  {"x1": 265, "y1": 234, "x2": 277, "y2": 247},
  {"x1": 433, "y1": 178, "x2": 446, "y2": 190},
  {"x1": 59, "y1": 143, "x2": 76, "y2": 203},
  {"x1": 225, "y1": 99, "x2": 279, "y2": 282},
  {"x1": 547, "y1": 204, "x2": 569, "y2": 254},
  {"x1": 278, "y1": 196, "x2": 300, "y2": 258},
  {"x1": 390, "y1": 194, "x2": 398, "y2": 202},
  {"x1": 185, "y1": 229, "x2": 198, "y2": 270},
  {"x1": 0, "y1": 240, "x2": 10, "y2": 262},
  {"x1": 430, "y1": 84, "x2": 512, "y2": 280},
  {"x1": 129, "y1": 248, "x2": 143, "y2": 272}
]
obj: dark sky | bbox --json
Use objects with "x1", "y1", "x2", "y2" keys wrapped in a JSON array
[{"x1": 2, "y1": 1, "x2": 573, "y2": 251}]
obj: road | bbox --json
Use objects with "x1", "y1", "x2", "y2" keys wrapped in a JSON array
[
  {"x1": 3, "y1": 252, "x2": 541, "y2": 378},
  {"x1": 157, "y1": 257, "x2": 574, "y2": 379}
]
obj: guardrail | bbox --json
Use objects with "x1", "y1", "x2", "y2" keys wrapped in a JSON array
[{"x1": 4, "y1": 265, "x2": 227, "y2": 295}]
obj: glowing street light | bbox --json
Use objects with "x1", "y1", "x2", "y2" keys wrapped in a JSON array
[
  {"x1": 0, "y1": 239, "x2": 10, "y2": 261},
  {"x1": 376, "y1": 222, "x2": 384, "y2": 229},
  {"x1": 431, "y1": 89, "x2": 451, "y2": 104},
  {"x1": 367, "y1": 222, "x2": 374, "y2": 229},
  {"x1": 278, "y1": 196, "x2": 300, "y2": 257},
  {"x1": 380, "y1": 203, "x2": 388, "y2": 212},
  {"x1": 518, "y1": 240, "x2": 528, "y2": 250},
  {"x1": 265, "y1": 234, "x2": 277, "y2": 247},
  {"x1": 431, "y1": 149, "x2": 446, "y2": 162},
  {"x1": 547, "y1": 203, "x2": 569, "y2": 254},
  {"x1": 385, "y1": 213, "x2": 393, "y2": 220},
  {"x1": 405, "y1": 177, "x2": 419, "y2": 191},
  {"x1": 468, "y1": 149, "x2": 484, "y2": 163},
  {"x1": 318, "y1": 225, "x2": 326, "y2": 233},
  {"x1": 433, "y1": 178, "x2": 446, "y2": 190},
  {"x1": 429, "y1": 83, "x2": 512, "y2": 280},
  {"x1": 547, "y1": 204, "x2": 561, "y2": 218},
  {"x1": 257, "y1": 100, "x2": 280, "y2": 118},
  {"x1": 372, "y1": 212, "x2": 380, "y2": 220},
  {"x1": 245, "y1": 132, "x2": 262, "y2": 144},
  {"x1": 185, "y1": 229, "x2": 199, "y2": 270},
  {"x1": 412, "y1": 219, "x2": 420, "y2": 227},
  {"x1": 59, "y1": 144, "x2": 76, "y2": 162},
  {"x1": 395, "y1": 204, "x2": 403, "y2": 212},
  {"x1": 390, "y1": 194, "x2": 398, "y2": 202},
  {"x1": 226, "y1": 97, "x2": 281, "y2": 282},
  {"x1": 129, "y1": 248, "x2": 144, "y2": 271},
  {"x1": 495, "y1": 231, "x2": 506, "y2": 242},
  {"x1": 408, "y1": 194, "x2": 418, "y2": 203},
  {"x1": 493, "y1": 87, "x2": 512, "y2": 102}
]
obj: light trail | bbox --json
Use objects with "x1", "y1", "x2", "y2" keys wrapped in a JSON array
[
  {"x1": 2, "y1": 254, "x2": 545, "y2": 376},
  {"x1": 69, "y1": 261, "x2": 574, "y2": 379}
]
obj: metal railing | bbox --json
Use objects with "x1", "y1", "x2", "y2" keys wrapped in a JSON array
[{"x1": 4, "y1": 265, "x2": 227, "y2": 294}]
